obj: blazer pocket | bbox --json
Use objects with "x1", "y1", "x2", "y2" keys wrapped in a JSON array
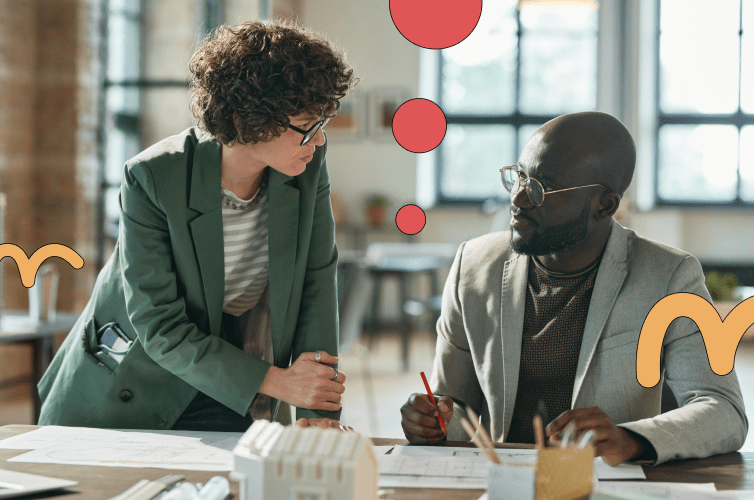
[
  {"x1": 81, "y1": 317, "x2": 119, "y2": 372},
  {"x1": 596, "y1": 329, "x2": 640, "y2": 352}
]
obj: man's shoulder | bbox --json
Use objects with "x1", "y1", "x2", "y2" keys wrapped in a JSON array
[
  {"x1": 461, "y1": 231, "x2": 515, "y2": 263},
  {"x1": 621, "y1": 225, "x2": 698, "y2": 269},
  {"x1": 454, "y1": 232, "x2": 519, "y2": 284}
]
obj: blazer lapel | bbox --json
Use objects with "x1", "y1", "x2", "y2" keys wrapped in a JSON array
[
  {"x1": 267, "y1": 169, "x2": 299, "y2": 363},
  {"x1": 188, "y1": 136, "x2": 223, "y2": 337},
  {"x1": 572, "y1": 219, "x2": 629, "y2": 407},
  {"x1": 500, "y1": 253, "x2": 529, "y2": 440}
]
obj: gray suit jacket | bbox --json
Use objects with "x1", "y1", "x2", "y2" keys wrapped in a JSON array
[{"x1": 431, "y1": 219, "x2": 747, "y2": 464}]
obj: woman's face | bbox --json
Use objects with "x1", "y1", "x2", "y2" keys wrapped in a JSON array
[{"x1": 246, "y1": 112, "x2": 327, "y2": 177}]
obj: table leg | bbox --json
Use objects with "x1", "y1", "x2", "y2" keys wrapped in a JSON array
[
  {"x1": 30, "y1": 337, "x2": 53, "y2": 424},
  {"x1": 366, "y1": 273, "x2": 382, "y2": 348},
  {"x1": 399, "y1": 274, "x2": 411, "y2": 372}
]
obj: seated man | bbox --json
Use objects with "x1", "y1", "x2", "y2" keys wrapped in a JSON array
[{"x1": 400, "y1": 112, "x2": 747, "y2": 465}]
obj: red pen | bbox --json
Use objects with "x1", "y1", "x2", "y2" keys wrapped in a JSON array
[{"x1": 420, "y1": 371, "x2": 447, "y2": 434}]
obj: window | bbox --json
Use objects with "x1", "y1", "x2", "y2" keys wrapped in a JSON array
[
  {"x1": 101, "y1": 0, "x2": 142, "y2": 255},
  {"x1": 656, "y1": 0, "x2": 754, "y2": 205},
  {"x1": 435, "y1": 2, "x2": 598, "y2": 204},
  {"x1": 98, "y1": 0, "x2": 225, "y2": 266}
]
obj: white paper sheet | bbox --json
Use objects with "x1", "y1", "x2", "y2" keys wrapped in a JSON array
[
  {"x1": 379, "y1": 471, "x2": 488, "y2": 490},
  {"x1": 679, "y1": 491, "x2": 754, "y2": 500},
  {"x1": 4, "y1": 426, "x2": 243, "y2": 471},
  {"x1": 0, "y1": 425, "x2": 115, "y2": 450},
  {"x1": 596, "y1": 481, "x2": 716, "y2": 500},
  {"x1": 388, "y1": 446, "x2": 646, "y2": 481}
]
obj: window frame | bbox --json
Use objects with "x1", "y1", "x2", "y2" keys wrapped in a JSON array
[
  {"x1": 653, "y1": 0, "x2": 754, "y2": 207},
  {"x1": 96, "y1": 0, "x2": 225, "y2": 268},
  {"x1": 433, "y1": 6, "x2": 600, "y2": 206}
]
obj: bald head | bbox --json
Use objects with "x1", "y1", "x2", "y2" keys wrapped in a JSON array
[{"x1": 529, "y1": 112, "x2": 636, "y2": 195}]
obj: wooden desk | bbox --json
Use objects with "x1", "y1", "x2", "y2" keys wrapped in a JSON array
[
  {"x1": 0, "y1": 312, "x2": 79, "y2": 422},
  {"x1": 2, "y1": 425, "x2": 754, "y2": 499}
]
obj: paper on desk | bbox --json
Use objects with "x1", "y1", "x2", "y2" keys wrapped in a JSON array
[
  {"x1": 388, "y1": 446, "x2": 645, "y2": 481},
  {"x1": 678, "y1": 491, "x2": 754, "y2": 499},
  {"x1": 0, "y1": 425, "x2": 116, "y2": 449},
  {"x1": 5, "y1": 426, "x2": 243, "y2": 471},
  {"x1": 0, "y1": 426, "x2": 242, "y2": 451},
  {"x1": 379, "y1": 470, "x2": 488, "y2": 489},
  {"x1": 595, "y1": 481, "x2": 716, "y2": 500}
]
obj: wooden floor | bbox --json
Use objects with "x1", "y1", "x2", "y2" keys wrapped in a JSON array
[{"x1": 2, "y1": 330, "x2": 754, "y2": 453}]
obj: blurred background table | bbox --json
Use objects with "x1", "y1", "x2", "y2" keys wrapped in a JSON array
[{"x1": 0, "y1": 312, "x2": 79, "y2": 423}]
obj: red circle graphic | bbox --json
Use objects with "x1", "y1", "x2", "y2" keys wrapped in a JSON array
[
  {"x1": 390, "y1": 0, "x2": 483, "y2": 49},
  {"x1": 396, "y1": 204, "x2": 426, "y2": 235}
]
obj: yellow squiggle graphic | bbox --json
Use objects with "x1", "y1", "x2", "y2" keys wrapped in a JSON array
[
  {"x1": 0, "y1": 243, "x2": 84, "y2": 288},
  {"x1": 636, "y1": 293, "x2": 754, "y2": 387}
]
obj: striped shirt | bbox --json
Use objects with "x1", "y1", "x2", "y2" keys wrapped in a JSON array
[
  {"x1": 222, "y1": 186, "x2": 269, "y2": 316},
  {"x1": 221, "y1": 180, "x2": 273, "y2": 421}
]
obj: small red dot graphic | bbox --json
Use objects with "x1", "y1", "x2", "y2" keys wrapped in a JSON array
[
  {"x1": 390, "y1": 0, "x2": 483, "y2": 50},
  {"x1": 392, "y1": 99, "x2": 447, "y2": 154},
  {"x1": 396, "y1": 205, "x2": 426, "y2": 235}
]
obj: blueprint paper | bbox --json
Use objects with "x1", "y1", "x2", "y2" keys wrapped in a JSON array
[
  {"x1": 392, "y1": 445, "x2": 645, "y2": 479},
  {"x1": 376, "y1": 445, "x2": 644, "y2": 489},
  {"x1": 4, "y1": 426, "x2": 243, "y2": 471},
  {"x1": 596, "y1": 481, "x2": 716, "y2": 499}
]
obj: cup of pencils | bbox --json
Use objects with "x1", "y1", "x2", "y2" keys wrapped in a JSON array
[{"x1": 484, "y1": 406, "x2": 595, "y2": 500}]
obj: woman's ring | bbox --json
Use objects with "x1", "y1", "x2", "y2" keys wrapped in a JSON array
[
  {"x1": 331, "y1": 367, "x2": 339, "y2": 381},
  {"x1": 315, "y1": 350, "x2": 321, "y2": 363}
]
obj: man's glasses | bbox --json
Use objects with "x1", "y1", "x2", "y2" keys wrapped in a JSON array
[
  {"x1": 289, "y1": 117, "x2": 330, "y2": 146},
  {"x1": 499, "y1": 165, "x2": 610, "y2": 207}
]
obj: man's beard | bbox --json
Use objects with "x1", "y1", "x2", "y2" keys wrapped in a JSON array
[{"x1": 510, "y1": 203, "x2": 591, "y2": 256}]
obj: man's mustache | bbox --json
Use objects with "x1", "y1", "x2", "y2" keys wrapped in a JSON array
[{"x1": 510, "y1": 208, "x2": 535, "y2": 224}]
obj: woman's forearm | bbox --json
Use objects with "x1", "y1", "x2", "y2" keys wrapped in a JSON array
[{"x1": 258, "y1": 365, "x2": 284, "y2": 400}]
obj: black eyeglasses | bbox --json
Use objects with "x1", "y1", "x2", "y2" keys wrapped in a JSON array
[
  {"x1": 289, "y1": 117, "x2": 330, "y2": 146},
  {"x1": 499, "y1": 164, "x2": 610, "y2": 207}
]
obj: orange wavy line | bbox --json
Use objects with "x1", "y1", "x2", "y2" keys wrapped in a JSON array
[
  {"x1": 637, "y1": 293, "x2": 753, "y2": 387},
  {"x1": 0, "y1": 243, "x2": 84, "y2": 288}
]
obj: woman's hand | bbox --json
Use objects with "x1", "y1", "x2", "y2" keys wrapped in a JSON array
[
  {"x1": 258, "y1": 351, "x2": 346, "y2": 412},
  {"x1": 296, "y1": 418, "x2": 355, "y2": 432}
]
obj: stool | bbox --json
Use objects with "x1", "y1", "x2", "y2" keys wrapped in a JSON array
[{"x1": 363, "y1": 243, "x2": 457, "y2": 372}]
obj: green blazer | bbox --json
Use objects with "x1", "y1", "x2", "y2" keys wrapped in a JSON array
[{"x1": 37, "y1": 128, "x2": 340, "y2": 428}]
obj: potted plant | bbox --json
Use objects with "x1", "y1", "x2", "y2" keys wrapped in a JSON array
[{"x1": 365, "y1": 194, "x2": 389, "y2": 228}]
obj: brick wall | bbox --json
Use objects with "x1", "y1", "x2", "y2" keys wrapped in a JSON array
[{"x1": 0, "y1": 0, "x2": 98, "y2": 398}]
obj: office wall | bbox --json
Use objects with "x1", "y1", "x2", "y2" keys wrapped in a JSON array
[
  {"x1": 301, "y1": 0, "x2": 754, "y2": 263},
  {"x1": 299, "y1": 2, "x2": 493, "y2": 248},
  {"x1": 0, "y1": 0, "x2": 99, "y2": 393}
]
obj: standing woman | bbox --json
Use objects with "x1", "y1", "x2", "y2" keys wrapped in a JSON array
[{"x1": 38, "y1": 20, "x2": 356, "y2": 431}]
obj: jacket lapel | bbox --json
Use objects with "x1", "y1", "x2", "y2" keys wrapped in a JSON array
[
  {"x1": 267, "y1": 169, "x2": 299, "y2": 363},
  {"x1": 188, "y1": 136, "x2": 223, "y2": 337},
  {"x1": 571, "y1": 219, "x2": 629, "y2": 407},
  {"x1": 500, "y1": 253, "x2": 529, "y2": 440}
]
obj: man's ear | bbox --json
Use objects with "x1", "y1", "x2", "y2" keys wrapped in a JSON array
[{"x1": 595, "y1": 192, "x2": 621, "y2": 220}]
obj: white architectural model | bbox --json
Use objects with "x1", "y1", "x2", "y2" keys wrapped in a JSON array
[{"x1": 232, "y1": 420, "x2": 378, "y2": 500}]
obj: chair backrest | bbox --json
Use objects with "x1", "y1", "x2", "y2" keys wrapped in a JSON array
[{"x1": 336, "y1": 254, "x2": 373, "y2": 355}]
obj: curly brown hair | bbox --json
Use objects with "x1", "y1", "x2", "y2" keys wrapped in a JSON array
[{"x1": 189, "y1": 20, "x2": 356, "y2": 145}]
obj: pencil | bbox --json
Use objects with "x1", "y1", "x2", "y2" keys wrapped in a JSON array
[
  {"x1": 533, "y1": 414, "x2": 545, "y2": 449},
  {"x1": 461, "y1": 418, "x2": 501, "y2": 464},
  {"x1": 420, "y1": 371, "x2": 447, "y2": 434},
  {"x1": 466, "y1": 406, "x2": 497, "y2": 455}
]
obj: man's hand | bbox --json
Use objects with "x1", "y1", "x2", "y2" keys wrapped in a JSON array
[
  {"x1": 295, "y1": 418, "x2": 354, "y2": 432},
  {"x1": 400, "y1": 393, "x2": 453, "y2": 445},
  {"x1": 545, "y1": 407, "x2": 642, "y2": 466}
]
